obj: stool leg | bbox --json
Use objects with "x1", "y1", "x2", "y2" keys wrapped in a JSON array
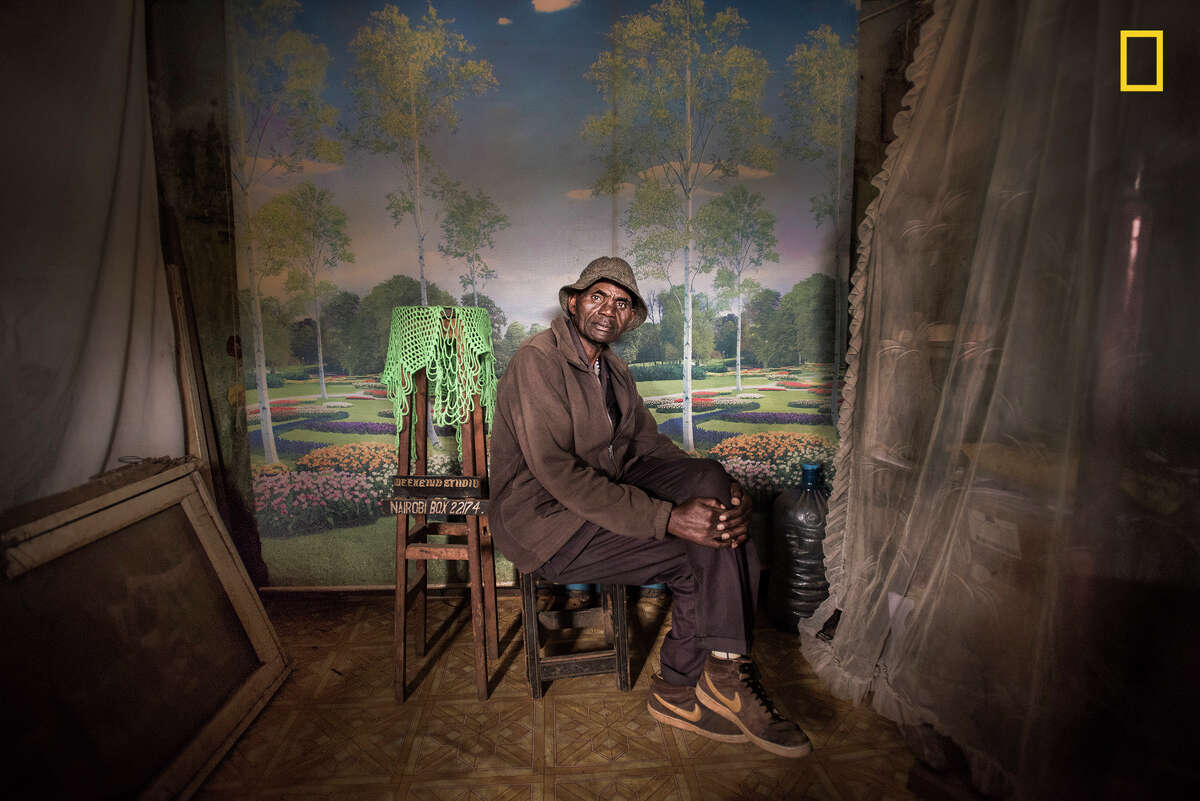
[
  {"x1": 611, "y1": 585, "x2": 632, "y2": 692},
  {"x1": 521, "y1": 572, "x2": 544, "y2": 699}
]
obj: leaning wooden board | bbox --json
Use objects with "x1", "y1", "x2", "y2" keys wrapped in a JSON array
[{"x1": 0, "y1": 458, "x2": 289, "y2": 801}]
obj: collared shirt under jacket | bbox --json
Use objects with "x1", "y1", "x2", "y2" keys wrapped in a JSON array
[{"x1": 488, "y1": 316, "x2": 689, "y2": 572}]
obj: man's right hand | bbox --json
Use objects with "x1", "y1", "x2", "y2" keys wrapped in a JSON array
[{"x1": 668, "y1": 497, "x2": 745, "y2": 548}]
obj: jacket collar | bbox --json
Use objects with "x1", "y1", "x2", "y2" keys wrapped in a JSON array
[{"x1": 551, "y1": 315, "x2": 609, "y2": 372}]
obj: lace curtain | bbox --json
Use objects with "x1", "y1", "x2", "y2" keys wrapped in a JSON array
[{"x1": 800, "y1": 0, "x2": 1200, "y2": 797}]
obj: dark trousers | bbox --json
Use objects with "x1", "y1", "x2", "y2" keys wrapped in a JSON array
[{"x1": 536, "y1": 457, "x2": 761, "y2": 686}]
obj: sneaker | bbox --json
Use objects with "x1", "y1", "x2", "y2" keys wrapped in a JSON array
[
  {"x1": 646, "y1": 673, "x2": 747, "y2": 743},
  {"x1": 695, "y1": 655, "x2": 813, "y2": 758}
]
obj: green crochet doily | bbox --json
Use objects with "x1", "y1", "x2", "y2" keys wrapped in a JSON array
[{"x1": 379, "y1": 306, "x2": 497, "y2": 460}]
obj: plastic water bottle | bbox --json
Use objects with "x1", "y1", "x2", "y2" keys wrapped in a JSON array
[{"x1": 769, "y1": 463, "x2": 830, "y2": 628}]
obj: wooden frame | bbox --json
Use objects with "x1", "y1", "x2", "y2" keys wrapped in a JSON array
[{"x1": 1, "y1": 459, "x2": 289, "y2": 800}]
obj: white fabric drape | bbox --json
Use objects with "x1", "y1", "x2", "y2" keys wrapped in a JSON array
[
  {"x1": 802, "y1": 0, "x2": 1200, "y2": 797},
  {"x1": 0, "y1": 0, "x2": 183, "y2": 511}
]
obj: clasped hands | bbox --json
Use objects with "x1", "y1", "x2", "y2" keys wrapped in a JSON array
[{"x1": 666, "y1": 482, "x2": 752, "y2": 549}]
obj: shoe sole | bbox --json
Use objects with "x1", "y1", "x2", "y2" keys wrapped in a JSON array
[
  {"x1": 695, "y1": 682, "x2": 813, "y2": 758},
  {"x1": 646, "y1": 702, "x2": 748, "y2": 743}
]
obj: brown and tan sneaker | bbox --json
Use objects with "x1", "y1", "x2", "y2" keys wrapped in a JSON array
[
  {"x1": 695, "y1": 655, "x2": 813, "y2": 758},
  {"x1": 646, "y1": 673, "x2": 747, "y2": 743}
]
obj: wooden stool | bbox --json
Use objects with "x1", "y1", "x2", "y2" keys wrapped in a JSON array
[
  {"x1": 520, "y1": 572, "x2": 631, "y2": 698},
  {"x1": 393, "y1": 368, "x2": 499, "y2": 702}
]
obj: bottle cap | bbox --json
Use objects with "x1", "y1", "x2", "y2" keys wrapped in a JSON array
[{"x1": 801, "y1": 463, "x2": 822, "y2": 487}]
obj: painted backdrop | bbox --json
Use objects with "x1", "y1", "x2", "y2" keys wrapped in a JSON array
[{"x1": 230, "y1": 0, "x2": 858, "y2": 586}]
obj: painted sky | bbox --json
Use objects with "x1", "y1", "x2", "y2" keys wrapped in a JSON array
[{"x1": 247, "y1": 0, "x2": 858, "y2": 327}]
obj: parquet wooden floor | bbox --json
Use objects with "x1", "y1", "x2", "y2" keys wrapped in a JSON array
[{"x1": 197, "y1": 593, "x2": 917, "y2": 801}]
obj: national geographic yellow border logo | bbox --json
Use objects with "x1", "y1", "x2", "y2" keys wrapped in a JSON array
[{"x1": 1120, "y1": 30, "x2": 1163, "y2": 92}]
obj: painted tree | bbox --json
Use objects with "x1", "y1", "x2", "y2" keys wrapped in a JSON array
[
  {"x1": 434, "y1": 175, "x2": 510, "y2": 307},
  {"x1": 696, "y1": 185, "x2": 778, "y2": 391},
  {"x1": 780, "y1": 273, "x2": 835, "y2": 364},
  {"x1": 320, "y1": 290, "x2": 363, "y2": 376},
  {"x1": 783, "y1": 25, "x2": 856, "y2": 402},
  {"x1": 584, "y1": 0, "x2": 772, "y2": 450},
  {"x1": 494, "y1": 321, "x2": 528, "y2": 375},
  {"x1": 622, "y1": 179, "x2": 689, "y2": 357},
  {"x1": 357, "y1": 275, "x2": 457, "y2": 373},
  {"x1": 347, "y1": 4, "x2": 496, "y2": 305},
  {"x1": 460, "y1": 292, "x2": 507, "y2": 348},
  {"x1": 230, "y1": 0, "x2": 341, "y2": 463},
  {"x1": 238, "y1": 290, "x2": 291, "y2": 370},
  {"x1": 279, "y1": 182, "x2": 354, "y2": 401},
  {"x1": 658, "y1": 286, "x2": 716, "y2": 365},
  {"x1": 783, "y1": 25, "x2": 856, "y2": 231},
  {"x1": 744, "y1": 287, "x2": 787, "y2": 369}
]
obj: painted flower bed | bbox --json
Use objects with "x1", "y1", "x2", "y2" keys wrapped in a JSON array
[
  {"x1": 354, "y1": 381, "x2": 387, "y2": 389},
  {"x1": 716, "y1": 411, "x2": 833, "y2": 426},
  {"x1": 300, "y1": 420, "x2": 397, "y2": 436},
  {"x1": 779, "y1": 380, "x2": 833, "y2": 390},
  {"x1": 377, "y1": 408, "x2": 395, "y2": 418},
  {"x1": 271, "y1": 398, "x2": 317, "y2": 405},
  {"x1": 361, "y1": 389, "x2": 389, "y2": 398},
  {"x1": 252, "y1": 463, "x2": 290, "y2": 478},
  {"x1": 324, "y1": 401, "x2": 353, "y2": 408},
  {"x1": 248, "y1": 406, "x2": 349, "y2": 423},
  {"x1": 710, "y1": 432, "x2": 836, "y2": 498},
  {"x1": 253, "y1": 470, "x2": 383, "y2": 537},
  {"x1": 709, "y1": 398, "x2": 760, "y2": 410},
  {"x1": 247, "y1": 406, "x2": 304, "y2": 422},
  {"x1": 655, "y1": 398, "x2": 717, "y2": 413},
  {"x1": 247, "y1": 429, "x2": 331, "y2": 456},
  {"x1": 657, "y1": 408, "x2": 734, "y2": 447},
  {"x1": 787, "y1": 400, "x2": 822, "y2": 409},
  {"x1": 297, "y1": 442, "x2": 397, "y2": 474},
  {"x1": 294, "y1": 407, "x2": 352, "y2": 420},
  {"x1": 737, "y1": 393, "x2": 764, "y2": 399}
]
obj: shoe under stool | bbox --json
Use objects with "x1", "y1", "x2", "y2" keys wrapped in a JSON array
[{"x1": 519, "y1": 571, "x2": 632, "y2": 698}]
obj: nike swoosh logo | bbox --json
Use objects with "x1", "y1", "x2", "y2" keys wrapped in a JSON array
[
  {"x1": 704, "y1": 675, "x2": 742, "y2": 714},
  {"x1": 654, "y1": 693, "x2": 704, "y2": 722}
]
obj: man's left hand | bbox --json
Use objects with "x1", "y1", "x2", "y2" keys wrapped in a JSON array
[{"x1": 716, "y1": 482, "x2": 753, "y2": 548}]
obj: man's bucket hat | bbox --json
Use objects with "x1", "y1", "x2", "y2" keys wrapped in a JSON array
[{"x1": 558, "y1": 256, "x2": 648, "y2": 331}]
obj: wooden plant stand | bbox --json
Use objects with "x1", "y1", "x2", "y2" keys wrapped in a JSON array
[{"x1": 392, "y1": 353, "x2": 499, "y2": 702}]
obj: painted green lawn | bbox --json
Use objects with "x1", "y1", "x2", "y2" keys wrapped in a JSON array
[
  {"x1": 635, "y1": 367, "x2": 831, "y2": 399},
  {"x1": 261, "y1": 513, "x2": 517, "y2": 586},
  {"x1": 250, "y1": 368, "x2": 835, "y2": 586},
  {"x1": 646, "y1": 384, "x2": 837, "y2": 452},
  {"x1": 247, "y1": 395, "x2": 400, "y2": 468},
  {"x1": 245, "y1": 377, "x2": 364, "y2": 408}
]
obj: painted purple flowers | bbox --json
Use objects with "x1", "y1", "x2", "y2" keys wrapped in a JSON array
[{"x1": 716, "y1": 411, "x2": 833, "y2": 426}]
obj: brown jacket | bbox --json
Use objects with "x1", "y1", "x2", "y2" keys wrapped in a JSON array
[{"x1": 488, "y1": 316, "x2": 688, "y2": 571}]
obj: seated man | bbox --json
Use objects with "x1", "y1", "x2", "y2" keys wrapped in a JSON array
[{"x1": 489, "y1": 256, "x2": 811, "y2": 758}]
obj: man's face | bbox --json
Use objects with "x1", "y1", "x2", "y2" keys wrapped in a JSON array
[{"x1": 567, "y1": 280, "x2": 636, "y2": 346}]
